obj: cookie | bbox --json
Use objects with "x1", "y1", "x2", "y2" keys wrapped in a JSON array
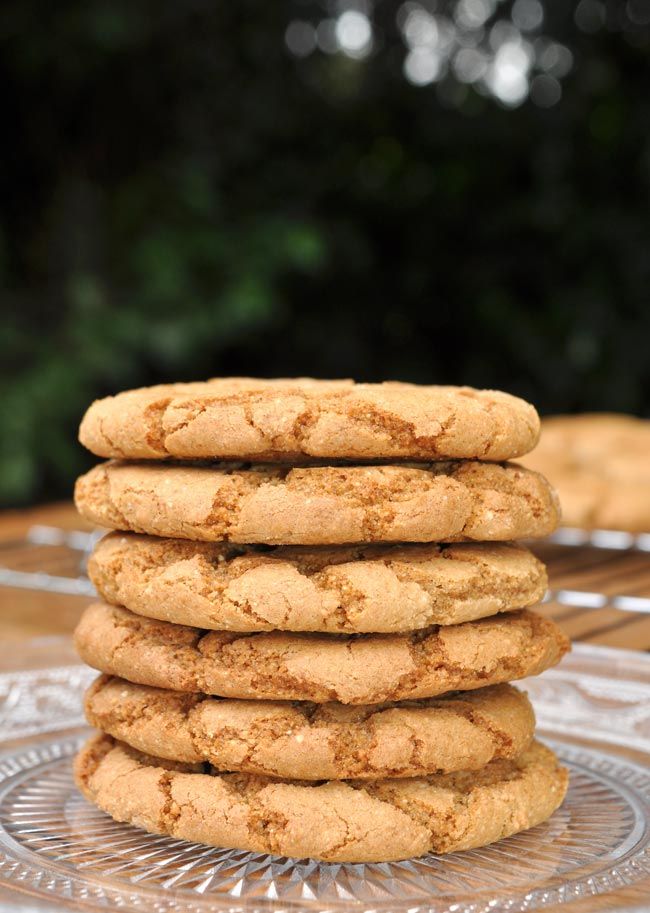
[
  {"x1": 522, "y1": 414, "x2": 650, "y2": 532},
  {"x1": 525, "y1": 414, "x2": 650, "y2": 475},
  {"x1": 88, "y1": 534, "x2": 547, "y2": 633},
  {"x1": 74, "y1": 603, "x2": 569, "y2": 704},
  {"x1": 74, "y1": 460, "x2": 559, "y2": 545},
  {"x1": 79, "y1": 379, "x2": 540, "y2": 463},
  {"x1": 75, "y1": 734, "x2": 568, "y2": 862},
  {"x1": 85, "y1": 676, "x2": 535, "y2": 780}
]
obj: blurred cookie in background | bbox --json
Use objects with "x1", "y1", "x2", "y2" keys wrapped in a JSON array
[{"x1": 522, "y1": 414, "x2": 650, "y2": 532}]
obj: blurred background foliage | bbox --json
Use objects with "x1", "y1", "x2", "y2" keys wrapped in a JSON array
[{"x1": 1, "y1": 0, "x2": 649, "y2": 506}]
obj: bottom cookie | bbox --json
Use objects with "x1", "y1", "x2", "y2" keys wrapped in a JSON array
[{"x1": 75, "y1": 734, "x2": 568, "y2": 863}]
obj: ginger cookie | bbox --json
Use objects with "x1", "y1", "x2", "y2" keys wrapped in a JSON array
[
  {"x1": 89, "y1": 534, "x2": 547, "y2": 633},
  {"x1": 522, "y1": 413, "x2": 650, "y2": 532},
  {"x1": 74, "y1": 460, "x2": 559, "y2": 545},
  {"x1": 79, "y1": 379, "x2": 540, "y2": 463},
  {"x1": 85, "y1": 676, "x2": 535, "y2": 780},
  {"x1": 75, "y1": 734, "x2": 568, "y2": 863},
  {"x1": 74, "y1": 603, "x2": 569, "y2": 704}
]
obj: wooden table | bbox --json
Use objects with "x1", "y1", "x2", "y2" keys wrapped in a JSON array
[{"x1": 0, "y1": 502, "x2": 649, "y2": 649}]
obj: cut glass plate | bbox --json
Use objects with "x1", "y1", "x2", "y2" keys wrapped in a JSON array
[{"x1": 0, "y1": 642, "x2": 648, "y2": 913}]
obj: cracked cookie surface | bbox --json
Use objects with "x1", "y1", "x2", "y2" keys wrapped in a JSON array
[
  {"x1": 85, "y1": 676, "x2": 535, "y2": 779},
  {"x1": 74, "y1": 460, "x2": 559, "y2": 545},
  {"x1": 75, "y1": 734, "x2": 568, "y2": 862},
  {"x1": 74, "y1": 603, "x2": 569, "y2": 704},
  {"x1": 79, "y1": 378, "x2": 540, "y2": 463},
  {"x1": 89, "y1": 534, "x2": 547, "y2": 633}
]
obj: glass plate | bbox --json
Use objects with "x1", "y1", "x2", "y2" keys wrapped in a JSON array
[{"x1": 0, "y1": 643, "x2": 649, "y2": 913}]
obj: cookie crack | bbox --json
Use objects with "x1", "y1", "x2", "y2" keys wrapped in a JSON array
[
  {"x1": 97, "y1": 417, "x2": 127, "y2": 459},
  {"x1": 158, "y1": 771, "x2": 182, "y2": 828},
  {"x1": 161, "y1": 400, "x2": 209, "y2": 448}
]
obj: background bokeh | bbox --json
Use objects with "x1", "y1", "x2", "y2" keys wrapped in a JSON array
[{"x1": 2, "y1": 0, "x2": 649, "y2": 506}]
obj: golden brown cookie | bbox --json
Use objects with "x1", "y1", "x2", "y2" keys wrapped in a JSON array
[
  {"x1": 74, "y1": 460, "x2": 559, "y2": 545},
  {"x1": 75, "y1": 734, "x2": 568, "y2": 862},
  {"x1": 88, "y1": 534, "x2": 547, "y2": 633},
  {"x1": 522, "y1": 414, "x2": 650, "y2": 532},
  {"x1": 79, "y1": 379, "x2": 540, "y2": 463},
  {"x1": 74, "y1": 603, "x2": 569, "y2": 704},
  {"x1": 85, "y1": 676, "x2": 535, "y2": 780}
]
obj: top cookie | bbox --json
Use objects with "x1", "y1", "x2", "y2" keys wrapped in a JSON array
[{"x1": 79, "y1": 378, "x2": 540, "y2": 462}]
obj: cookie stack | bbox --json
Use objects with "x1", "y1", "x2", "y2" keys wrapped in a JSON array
[{"x1": 73, "y1": 379, "x2": 570, "y2": 863}]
